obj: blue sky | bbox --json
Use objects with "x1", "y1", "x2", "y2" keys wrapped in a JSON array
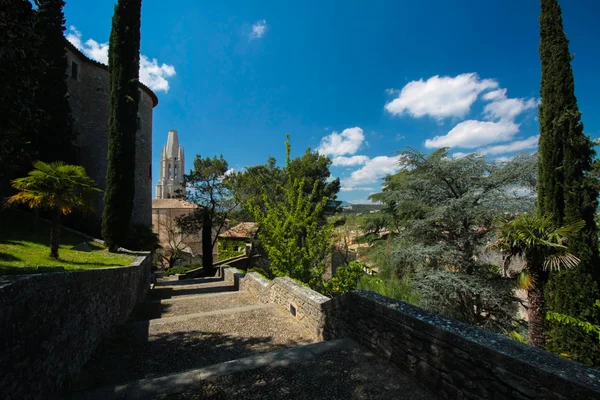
[{"x1": 64, "y1": 0, "x2": 600, "y2": 204}]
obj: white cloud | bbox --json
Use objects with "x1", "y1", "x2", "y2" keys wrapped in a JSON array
[
  {"x1": 250, "y1": 20, "x2": 268, "y2": 39},
  {"x1": 385, "y1": 73, "x2": 498, "y2": 119},
  {"x1": 478, "y1": 135, "x2": 539, "y2": 155},
  {"x1": 341, "y1": 155, "x2": 401, "y2": 190},
  {"x1": 451, "y1": 152, "x2": 470, "y2": 159},
  {"x1": 350, "y1": 199, "x2": 381, "y2": 205},
  {"x1": 317, "y1": 127, "x2": 365, "y2": 157},
  {"x1": 224, "y1": 168, "x2": 235, "y2": 176},
  {"x1": 332, "y1": 155, "x2": 369, "y2": 166},
  {"x1": 482, "y1": 89, "x2": 537, "y2": 121},
  {"x1": 425, "y1": 120, "x2": 519, "y2": 149},
  {"x1": 66, "y1": 26, "x2": 176, "y2": 93}
]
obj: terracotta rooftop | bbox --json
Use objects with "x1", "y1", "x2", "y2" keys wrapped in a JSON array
[
  {"x1": 151, "y1": 199, "x2": 198, "y2": 209},
  {"x1": 219, "y1": 222, "x2": 259, "y2": 239}
]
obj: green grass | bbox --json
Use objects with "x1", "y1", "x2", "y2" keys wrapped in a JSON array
[{"x1": 0, "y1": 210, "x2": 136, "y2": 275}]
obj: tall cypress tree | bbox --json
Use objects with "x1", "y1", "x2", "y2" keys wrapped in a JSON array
[
  {"x1": 538, "y1": 0, "x2": 600, "y2": 365},
  {"x1": 1, "y1": 0, "x2": 40, "y2": 191},
  {"x1": 33, "y1": 0, "x2": 75, "y2": 164},
  {"x1": 102, "y1": 0, "x2": 142, "y2": 251}
]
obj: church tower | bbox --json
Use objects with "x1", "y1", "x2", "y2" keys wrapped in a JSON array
[{"x1": 156, "y1": 130, "x2": 185, "y2": 199}]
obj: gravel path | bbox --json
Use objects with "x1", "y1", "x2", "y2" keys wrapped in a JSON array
[
  {"x1": 153, "y1": 340, "x2": 437, "y2": 400},
  {"x1": 158, "y1": 291, "x2": 260, "y2": 318},
  {"x1": 73, "y1": 305, "x2": 317, "y2": 391}
]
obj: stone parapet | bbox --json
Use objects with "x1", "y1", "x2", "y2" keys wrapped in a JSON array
[
  {"x1": 0, "y1": 254, "x2": 152, "y2": 399},
  {"x1": 326, "y1": 290, "x2": 600, "y2": 400}
]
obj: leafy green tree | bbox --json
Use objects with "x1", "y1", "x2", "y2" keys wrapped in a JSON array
[
  {"x1": 0, "y1": 0, "x2": 40, "y2": 189},
  {"x1": 102, "y1": 0, "x2": 142, "y2": 251},
  {"x1": 324, "y1": 261, "x2": 366, "y2": 296},
  {"x1": 33, "y1": 0, "x2": 75, "y2": 164},
  {"x1": 287, "y1": 146, "x2": 341, "y2": 216},
  {"x1": 251, "y1": 178, "x2": 332, "y2": 289},
  {"x1": 492, "y1": 214, "x2": 584, "y2": 348},
  {"x1": 537, "y1": 0, "x2": 600, "y2": 363},
  {"x1": 371, "y1": 149, "x2": 537, "y2": 275},
  {"x1": 182, "y1": 155, "x2": 238, "y2": 276},
  {"x1": 7, "y1": 161, "x2": 100, "y2": 259},
  {"x1": 229, "y1": 156, "x2": 286, "y2": 221}
]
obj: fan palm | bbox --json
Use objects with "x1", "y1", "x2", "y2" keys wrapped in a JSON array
[
  {"x1": 7, "y1": 161, "x2": 101, "y2": 259},
  {"x1": 491, "y1": 214, "x2": 584, "y2": 348}
]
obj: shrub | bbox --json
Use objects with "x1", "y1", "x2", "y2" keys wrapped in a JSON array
[{"x1": 163, "y1": 265, "x2": 198, "y2": 276}]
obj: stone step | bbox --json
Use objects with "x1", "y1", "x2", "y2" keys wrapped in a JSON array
[
  {"x1": 72, "y1": 303, "x2": 318, "y2": 392},
  {"x1": 149, "y1": 281, "x2": 236, "y2": 300},
  {"x1": 133, "y1": 291, "x2": 260, "y2": 321},
  {"x1": 70, "y1": 339, "x2": 437, "y2": 400}
]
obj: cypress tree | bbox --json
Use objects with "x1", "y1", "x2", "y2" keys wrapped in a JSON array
[
  {"x1": 538, "y1": 0, "x2": 600, "y2": 365},
  {"x1": 0, "y1": 0, "x2": 40, "y2": 191},
  {"x1": 102, "y1": 0, "x2": 142, "y2": 251},
  {"x1": 33, "y1": 0, "x2": 75, "y2": 164}
]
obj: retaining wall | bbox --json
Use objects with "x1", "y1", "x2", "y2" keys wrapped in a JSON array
[
  {"x1": 0, "y1": 254, "x2": 152, "y2": 399},
  {"x1": 224, "y1": 267, "x2": 600, "y2": 399}
]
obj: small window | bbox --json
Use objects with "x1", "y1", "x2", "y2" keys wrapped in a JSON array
[
  {"x1": 168, "y1": 164, "x2": 172, "y2": 180},
  {"x1": 174, "y1": 165, "x2": 178, "y2": 180},
  {"x1": 71, "y1": 61, "x2": 79, "y2": 80}
]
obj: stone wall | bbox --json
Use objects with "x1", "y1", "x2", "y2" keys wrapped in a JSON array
[
  {"x1": 223, "y1": 267, "x2": 600, "y2": 398},
  {"x1": 325, "y1": 291, "x2": 600, "y2": 400},
  {"x1": 0, "y1": 254, "x2": 152, "y2": 399},
  {"x1": 65, "y1": 42, "x2": 156, "y2": 234},
  {"x1": 223, "y1": 268, "x2": 331, "y2": 339}
]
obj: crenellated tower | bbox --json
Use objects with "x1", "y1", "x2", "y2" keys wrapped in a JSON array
[{"x1": 156, "y1": 130, "x2": 185, "y2": 199}]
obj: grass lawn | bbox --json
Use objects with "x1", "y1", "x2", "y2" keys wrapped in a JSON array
[{"x1": 0, "y1": 210, "x2": 136, "y2": 275}]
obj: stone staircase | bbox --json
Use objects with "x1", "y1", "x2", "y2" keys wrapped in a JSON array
[{"x1": 69, "y1": 276, "x2": 437, "y2": 399}]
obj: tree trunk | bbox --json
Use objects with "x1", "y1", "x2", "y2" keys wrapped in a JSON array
[
  {"x1": 49, "y1": 208, "x2": 61, "y2": 259},
  {"x1": 527, "y1": 266, "x2": 549, "y2": 348},
  {"x1": 202, "y1": 209, "x2": 215, "y2": 276}
]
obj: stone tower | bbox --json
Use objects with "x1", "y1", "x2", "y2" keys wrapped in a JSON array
[{"x1": 156, "y1": 130, "x2": 185, "y2": 199}]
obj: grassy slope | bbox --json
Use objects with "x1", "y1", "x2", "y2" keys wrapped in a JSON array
[{"x1": 0, "y1": 210, "x2": 136, "y2": 275}]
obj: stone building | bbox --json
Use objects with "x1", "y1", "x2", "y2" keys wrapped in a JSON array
[
  {"x1": 156, "y1": 130, "x2": 185, "y2": 199},
  {"x1": 64, "y1": 40, "x2": 158, "y2": 233}
]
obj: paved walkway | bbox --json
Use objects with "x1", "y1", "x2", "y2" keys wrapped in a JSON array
[{"x1": 70, "y1": 276, "x2": 437, "y2": 399}]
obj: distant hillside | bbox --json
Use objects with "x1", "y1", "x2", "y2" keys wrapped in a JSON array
[{"x1": 341, "y1": 204, "x2": 384, "y2": 214}]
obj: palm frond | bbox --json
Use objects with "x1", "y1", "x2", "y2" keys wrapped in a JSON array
[{"x1": 543, "y1": 252, "x2": 580, "y2": 271}]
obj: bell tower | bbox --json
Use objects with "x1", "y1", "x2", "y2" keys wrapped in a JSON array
[{"x1": 156, "y1": 130, "x2": 185, "y2": 199}]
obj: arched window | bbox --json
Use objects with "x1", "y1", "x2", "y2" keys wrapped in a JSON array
[
  {"x1": 174, "y1": 165, "x2": 178, "y2": 180},
  {"x1": 168, "y1": 164, "x2": 172, "y2": 179}
]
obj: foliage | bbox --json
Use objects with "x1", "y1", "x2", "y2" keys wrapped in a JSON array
[
  {"x1": 0, "y1": 210, "x2": 134, "y2": 274},
  {"x1": 492, "y1": 213, "x2": 584, "y2": 347},
  {"x1": 0, "y1": 0, "x2": 40, "y2": 182},
  {"x1": 287, "y1": 146, "x2": 341, "y2": 216},
  {"x1": 102, "y1": 0, "x2": 142, "y2": 251},
  {"x1": 324, "y1": 261, "x2": 366, "y2": 297},
  {"x1": 182, "y1": 154, "x2": 238, "y2": 274},
  {"x1": 357, "y1": 275, "x2": 420, "y2": 305},
  {"x1": 218, "y1": 238, "x2": 246, "y2": 261},
  {"x1": 163, "y1": 265, "x2": 198, "y2": 277},
  {"x1": 251, "y1": 178, "x2": 332, "y2": 290},
  {"x1": 33, "y1": 0, "x2": 76, "y2": 164},
  {"x1": 509, "y1": 331, "x2": 529, "y2": 344},
  {"x1": 125, "y1": 224, "x2": 159, "y2": 252},
  {"x1": 7, "y1": 161, "x2": 101, "y2": 258},
  {"x1": 538, "y1": 0, "x2": 600, "y2": 366},
  {"x1": 370, "y1": 149, "x2": 537, "y2": 275},
  {"x1": 412, "y1": 269, "x2": 518, "y2": 333}
]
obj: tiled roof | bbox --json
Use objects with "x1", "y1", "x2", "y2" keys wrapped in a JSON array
[
  {"x1": 151, "y1": 199, "x2": 198, "y2": 209},
  {"x1": 219, "y1": 222, "x2": 258, "y2": 239}
]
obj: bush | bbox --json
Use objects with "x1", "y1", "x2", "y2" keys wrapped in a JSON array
[
  {"x1": 411, "y1": 269, "x2": 517, "y2": 333},
  {"x1": 247, "y1": 267, "x2": 271, "y2": 280},
  {"x1": 357, "y1": 275, "x2": 420, "y2": 305},
  {"x1": 163, "y1": 265, "x2": 199, "y2": 276},
  {"x1": 125, "y1": 224, "x2": 159, "y2": 251},
  {"x1": 325, "y1": 261, "x2": 366, "y2": 296}
]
